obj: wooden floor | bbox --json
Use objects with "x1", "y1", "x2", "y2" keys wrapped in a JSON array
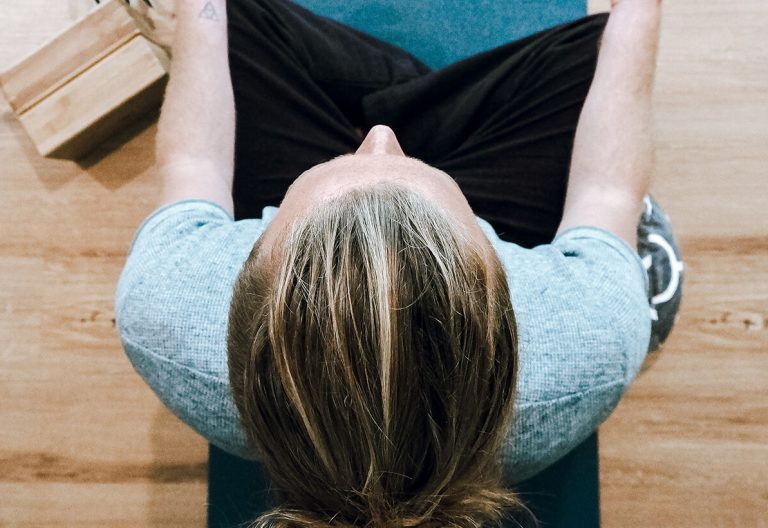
[{"x1": 1, "y1": 0, "x2": 765, "y2": 526}]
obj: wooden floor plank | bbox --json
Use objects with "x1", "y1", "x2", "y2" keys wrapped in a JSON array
[
  {"x1": 646, "y1": 0, "x2": 768, "y2": 240},
  {"x1": 596, "y1": 1, "x2": 768, "y2": 522},
  {"x1": 1, "y1": 3, "x2": 208, "y2": 526},
  {"x1": 600, "y1": 244, "x2": 768, "y2": 526},
  {"x1": 0, "y1": 482, "x2": 207, "y2": 527}
]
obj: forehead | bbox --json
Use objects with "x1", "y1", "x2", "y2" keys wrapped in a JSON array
[
  {"x1": 304, "y1": 153, "x2": 439, "y2": 177},
  {"x1": 291, "y1": 153, "x2": 460, "y2": 198},
  {"x1": 260, "y1": 152, "x2": 488, "y2": 255}
]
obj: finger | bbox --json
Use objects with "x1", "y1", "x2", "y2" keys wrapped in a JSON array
[{"x1": 124, "y1": 0, "x2": 150, "y2": 16}]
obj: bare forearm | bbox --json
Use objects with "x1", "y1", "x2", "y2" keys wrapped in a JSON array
[
  {"x1": 155, "y1": 0, "x2": 234, "y2": 190},
  {"x1": 566, "y1": 3, "x2": 662, "y2": 219}
]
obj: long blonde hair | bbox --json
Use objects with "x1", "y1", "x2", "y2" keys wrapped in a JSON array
[{"x1": 227, "y1": 183, "x2": 531, "y2": 527}]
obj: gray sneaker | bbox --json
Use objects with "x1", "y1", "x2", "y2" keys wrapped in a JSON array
[{"x1": 637, "y1": 195, "x2": 685, "y2": 354}]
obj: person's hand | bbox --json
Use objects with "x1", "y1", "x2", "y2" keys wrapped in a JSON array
[{"x1": 124, "y1": 0, "x2": 177, "y2": 56}]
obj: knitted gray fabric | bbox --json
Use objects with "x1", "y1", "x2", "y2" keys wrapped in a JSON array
[{"x1": 115, "y1": 199, "x2": 650, "y2": 482}]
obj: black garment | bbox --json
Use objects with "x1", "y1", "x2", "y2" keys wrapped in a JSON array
[
  {"x1": 213, "y1": 0, "x2": 610, "y2": 526},
  {"x1": 228, "y1": 0, "x2": 609, "y2": 249}
]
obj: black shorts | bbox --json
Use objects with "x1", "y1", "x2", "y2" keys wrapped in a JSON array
[{"x1": 228, "y1": 0, "x2": 610, "y2": 250}]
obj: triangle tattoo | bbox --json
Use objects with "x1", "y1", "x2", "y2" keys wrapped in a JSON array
[{"x1": 199, "y1": 1, "x2": 219, "y2": 21}]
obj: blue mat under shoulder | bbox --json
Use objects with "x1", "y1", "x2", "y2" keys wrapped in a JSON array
[{"x1": 292, "y1": 0, "x2": 587, "y2": 69}]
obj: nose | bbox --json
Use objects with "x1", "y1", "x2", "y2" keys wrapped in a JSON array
[{"x1": 355, "y1": 124, "x2": 405, "y2": 156}]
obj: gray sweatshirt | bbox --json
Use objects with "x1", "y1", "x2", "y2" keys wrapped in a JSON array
[{"x1": 115, "y1": 199, "x2": 650, "y2": 482}]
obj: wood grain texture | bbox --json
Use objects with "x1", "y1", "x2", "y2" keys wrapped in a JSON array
[
  {"x1": 1, "y1": 3, "x2": 207, "y2": 526},
  {"x1": 587, "y1": 0, "x2": 768, "y2": 526},
  {"x1": 1, "y1": 0, "x2": 766, "y2": 527},
  {"x1": 600, "y1": 248, "x2": 768, "y2": 526}
]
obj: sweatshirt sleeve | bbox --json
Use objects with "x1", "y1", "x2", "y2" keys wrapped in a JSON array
[
  {"x1": 115, "y1": 200, "x2": 267, "y2": 459},
  {"x1": 481, "y1": 222, "x2": 652, "y2": 482}
]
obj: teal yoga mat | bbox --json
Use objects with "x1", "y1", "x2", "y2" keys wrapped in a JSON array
[
  {"x1": 209, "y1": 1, "x2": 599, "y2": 527},
  {"x1": 208, "y1": 434, "x2": 599, "y2": 527},
  {"x1": 292, "y1": 0, "x2": 587, "y2": 69}
]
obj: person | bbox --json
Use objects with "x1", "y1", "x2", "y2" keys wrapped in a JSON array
[{"x1": 116, "y1": 0, "x2": 665, "y2": 526}]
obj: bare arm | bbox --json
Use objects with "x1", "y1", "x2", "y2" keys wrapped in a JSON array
[
  {"x1": 154, "y1": 0, "x2": 235, "y2": 215},
  {"x1": 556, "y1": 0, "x2": 663, "y2": 247}
]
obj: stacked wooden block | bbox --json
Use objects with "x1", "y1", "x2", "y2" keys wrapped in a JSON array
[{"x1": 0, "y1": 0, "x2": 170, "y2": 159}]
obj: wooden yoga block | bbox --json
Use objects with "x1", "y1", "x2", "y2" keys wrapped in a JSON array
[{"x1": 0, "y1": 0, "x2": 170, "y2": 160}]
